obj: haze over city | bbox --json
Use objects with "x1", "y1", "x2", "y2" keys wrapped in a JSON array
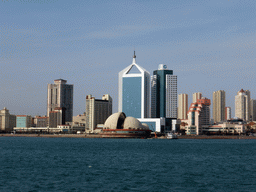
[{"x1": 1, "y1": 0, "x2": 256, "y2": 116}]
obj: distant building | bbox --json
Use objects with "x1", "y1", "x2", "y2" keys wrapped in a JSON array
[
  {"x1": 212, "y1": 90, "x2": 225, "y2": 123},
  {"x1": 47, "y1": 79, "x2": 73, "y2": 123},
  {"x1": 225, "y1": 107, "x2": 231, "y2": 120},
  {"x1": 250, "y1": 99, "x2": 256, "y2": 121},
  {"x1": 235, "y1": 89, "x2": 249, "y2": 121},
  {"x1": 34, "y1": 116, "x2": 48, "y2": 127},
  {"x1": 178, "y1": 94, "x2": 188, "y2": 120},
  {"x1": 118, "y1": 51, "x2": 150, "y2": 118},
  {"x1": 151, "y1": 64, "x2": 177, "y2": 118},
  {"x1": 16, "y1": 115, "x2": 32, "y2": 128},
  {"x1": 184, "y1": 97, "x2": 211, "y2": 135},
  {"x1": 73, "y1": 113, "x2": 86, "y2": 127},
  {"x1": 192, "y1": 92, "x2": 202, "y2": 103},
  {"x1": 0, "y1": 107, "x2": 16, "y2": 132},
  {"x1": 86, "y1": 94, "x2": 112, "y2": 132},
  {"x1": 49, "y1": 108, "x2": 65, "y2": 128}
]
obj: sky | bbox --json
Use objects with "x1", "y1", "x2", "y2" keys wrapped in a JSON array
[{"x1": 1, "y1": 0, "x2": 256, "y2": 117}]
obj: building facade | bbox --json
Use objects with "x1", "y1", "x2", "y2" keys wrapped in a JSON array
[
  {"x1": 16, "y1": 115, "x2": 32, "y2": 128},
  {"x1": 49, "y1": 108, "x2": 65, "y2": 128},
  {"x1": 235, "y1": 89, "x2": 249, "y2": 121},
  {"x1": 151, "y1": 64, "x2": 177, "y2": 118},
  {"x1": 118, "y1": 52, "x2": 150, "y2": 118},
  {"x1": 178, "y1": 93, "x2": 188, "y2": 120},
  {"x1": 250, "y1": 99, "x2": 256, "y2": 121},
  {"x1": 185, "y1": 97, "x2": 211, "y2": 135},
  {"x1": 86, "y1": 94, "x2": 112, "y2": 132},
  {"x1": 212, "y1": 90, "x2": 225, "y2": 123},
  {"x1": 225, "y1": 107, "x2": 231, "y2": 120},
  {"x1": 47, "y1": 79, "x2": 73, "y2": 123},
  {"x1": 192, "y1": 92, "x2": 202, "y2": 103},
  {"x1": 0, "y1": 107, "x2": 16, "y2": 132}
]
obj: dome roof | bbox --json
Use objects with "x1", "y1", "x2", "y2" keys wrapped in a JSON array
[
  {"x1": 123, "y1": 117, "x2": 143, "y2": 129},
  {"x1": 103, "y1": 112, "x2": 150, "y2": 130},
  {"x1": 103, "y1": 112, "x2": 126, "y2": 129}
]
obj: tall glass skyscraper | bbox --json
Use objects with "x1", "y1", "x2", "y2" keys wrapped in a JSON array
[
  {"x1": 151, "y1": 64, "x2": 177, "y2": 118},
  {"x1": 118, "y1": 52, "x2": 150, "y2": 118}
]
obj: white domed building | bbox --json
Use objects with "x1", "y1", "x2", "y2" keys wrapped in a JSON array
[{"x1": 100, "y1": 112, "x2": 151, "y2": 138}]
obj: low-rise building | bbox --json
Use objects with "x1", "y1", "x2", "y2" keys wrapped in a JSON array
[{"x1": 16, "y1": 115, "x2": 32, "y2": 128}]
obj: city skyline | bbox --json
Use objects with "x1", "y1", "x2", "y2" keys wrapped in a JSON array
[{"x1": 1, "y1": 0, "x2": 256, "y2": 116}]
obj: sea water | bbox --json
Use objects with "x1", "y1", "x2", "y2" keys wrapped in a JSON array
[{"x1": 0, "y1": 137, "x2": 256, "y2": 191}]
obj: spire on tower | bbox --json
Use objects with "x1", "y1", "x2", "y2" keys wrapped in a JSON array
[{"x1": 132, "y1": 51, "x2": 136, "y2": 64}]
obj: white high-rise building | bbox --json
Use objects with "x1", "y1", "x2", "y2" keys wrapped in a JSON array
[
  {"x1": 178, "y1": 94, "x2": 188, "y2": 120},
  {"x1": 118, "y1": 52, "x2": 150, "y2": 118},
  {"x1": 193, "y1": 92, "x2": 202, "y2": 103},
  {"x1": 235, "y1": 89, "x2": 249, "y2": 121}
]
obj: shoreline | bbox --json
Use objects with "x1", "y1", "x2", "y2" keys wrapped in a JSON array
[{"x1": 1, "y1": 134, "x2": 256, "y2": 139}]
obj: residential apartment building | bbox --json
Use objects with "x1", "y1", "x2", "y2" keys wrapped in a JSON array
[
  {"x1": 178, "y1": 94, "x2": 188, "y2": 120},
  {"x1": 212, "y1": 90, "x2": 225, "y2": 123}
]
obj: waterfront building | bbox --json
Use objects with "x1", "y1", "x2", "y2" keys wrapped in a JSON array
[
  {"x1": 185, "y1": 97, "x2": 211, "y2": 135},
  {"x1": 102, "y1": 112, "x2": 151, "y2": 138},
  {"x1": 47, "y1": 79, "x2": 73, "y2": 123},
  {"x1": 225, "y1": 107, "x2": 231, "y2": 120},
  {"x1": 250, "y1": 99, "x2": 256, "y2": 121},
  {"x1": 212, "y1": 90, "x2": 225, "y2": 123},
  {"x1": 178, "y1": 94, "x2": 188, "y2": 120},
  {"x1": 73, "y1": 113, "x2": 86, "y2": 127},
  {"x1": 118, "y1": 52, "x2": 150, "y2": 118},
  {"x1": 86, "y1": 94, "x2": 112, "y2": 132},
  {"x1": 34, "y1": 116, "x2": 48, "y2": 127},
  {"x1": 0, "y1": 107, "x2": 16, "y2": 132},
  {"x1": 235, "y1": 89, "x2": 249, "y2": 121},
  {"x1": 192, "y1": 92, "x2": 202, "y2": 103},
  {"x1": 49, "y1": 107, "x2": 65, "y2": 128},
  {"x1": 151, "y1": 64, "x2": 177, "y2": 118},
  {"x1": 16, "y1": 115, "x2": 32, "y2": 128}
]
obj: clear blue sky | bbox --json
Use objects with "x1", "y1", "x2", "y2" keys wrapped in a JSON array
[{"x1": 1, "y1": 0, "x2": 256, "y2": 117}]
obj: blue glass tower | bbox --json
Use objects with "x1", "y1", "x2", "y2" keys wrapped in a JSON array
[{"x1": 118, "y1": 52, "x2": 150, "y2": 118}]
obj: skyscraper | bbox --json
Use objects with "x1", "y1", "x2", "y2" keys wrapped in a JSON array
[
  {"x1": 118, "y1": 52, "x2": 150, "y2": 118},
  {"x1": 86, "y1": 94, "x2": 112, "y2": 132},
  {"x1": 235, "y1": 89, "x2": 249, "y2": 121},
  {"x1": 212, "y1": 90, "x2": 225, "y2": 123},
  {"x1": 178, "y1": 94, "x2": 188, "y2": 119},
  {"x1": 47, "y1": 79, "x2": 73, "y2": 123},
  {"x1": 192, "y1": 92, "x2": 202, "y2": 103},
  {"x1": 151, "y1": 64, "x2": 177, "y2": 118}
]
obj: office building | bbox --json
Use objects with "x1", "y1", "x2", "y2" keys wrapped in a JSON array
[
  {"x1": 47, "y1": 79, "x2": 73, "y2": 123},
  {"x1": 49, "y1": 107, "x2": 65, "y2": 128},
  {"x1": 118, "y1": 52, "x2": 150, "y2": 118},
  {"x1": 34, "y1": 116, "x2": 48, "y2": 127},
  {"x1": 86, "y1": 94, "x2": 112, "y2": 132},
  {"x1": 0, "y1": 107, "x2": 16, "y2": 132},
  {"x1": 178, "y1": 94, "x2": 188, "y2": 119},
  {"x1": 212, "y1": 90, "x2": 225, "y2": 123},
  {"x1": 225, "y1": 107, "x2": 231, "y2": 120},
  {"x1": 151, "y1": 64, "x2": 177, "y2": 118},
  {"x1": 235, "y1": 89, "x2": 249, "y2": 121},
  {"x1": 16, "y1": 115, "x2": 32, "y2": 128},
  {"x1": 192, "y1": 92, "x2": 202, "y2": 103}
]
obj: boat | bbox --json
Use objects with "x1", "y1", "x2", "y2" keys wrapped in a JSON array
[{"x1": 166, "y1": 132, "x2": 178, "y2": 139}]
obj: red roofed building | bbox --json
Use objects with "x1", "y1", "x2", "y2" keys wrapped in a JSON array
[{"x1": 185, "y1": 97, "x2": 211, "y2": 135}]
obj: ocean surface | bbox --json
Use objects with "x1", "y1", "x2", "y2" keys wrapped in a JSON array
[{"x1": 0, "y1": 137, "x2": 256, "y2": 191}]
